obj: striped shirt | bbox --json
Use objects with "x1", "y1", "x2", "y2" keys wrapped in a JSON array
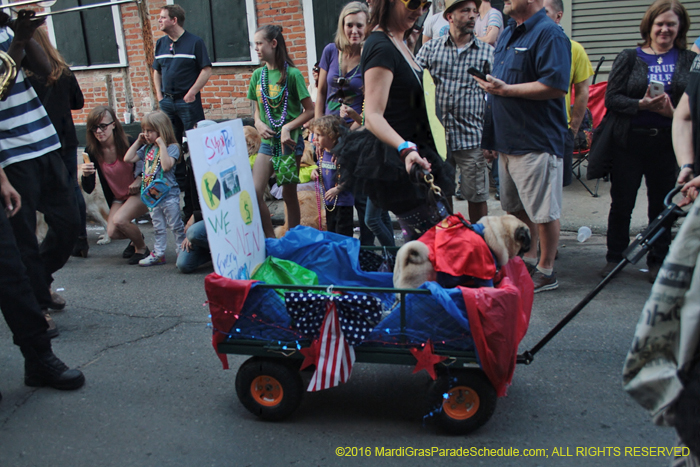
[
  {"x1": 416, "y1": 34, "x2": 494, "y2": 151},
  {"x1": 0, "y1": 27, "x2": 60, "y2": 168},
  {"x1": 153, "y1": 30, "x2": 211, "y2": 96}
]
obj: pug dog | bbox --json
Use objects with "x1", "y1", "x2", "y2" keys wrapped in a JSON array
[
  {"x1": 393, "y1": 240, "x2": 436, "y2": 290},
  {"x1": 479, "y1": 214, "x2": 531, "y2": 267}
]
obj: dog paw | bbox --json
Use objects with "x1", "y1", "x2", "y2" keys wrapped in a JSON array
[{"x1": 96, "y1": 235, "x2": 111, "y2": 245}]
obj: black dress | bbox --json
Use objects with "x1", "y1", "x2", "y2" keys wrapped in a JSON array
[{"x1": 335, "y1": 31, "x2": 454, "y2": 217}]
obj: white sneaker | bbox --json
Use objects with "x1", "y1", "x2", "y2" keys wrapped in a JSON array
[{"x1": 139, "y1": 252, "x2": 166, "y2": 267}]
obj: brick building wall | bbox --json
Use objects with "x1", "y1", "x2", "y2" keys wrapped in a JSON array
[{"x1": 69, "y1": 0, "x2": 310, "y2": 126}]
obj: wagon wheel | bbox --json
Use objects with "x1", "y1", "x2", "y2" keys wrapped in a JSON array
[
  {"x1": 427, "y1": 368, "x2": 497, "y2": 434},
  {"x1": 235, "y1": 357, "x2": 304, "y2": 421}
]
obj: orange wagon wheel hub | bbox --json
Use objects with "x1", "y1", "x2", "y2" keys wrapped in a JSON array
[
  {"x1": 250, "y1": 375, "x2": 284, "y2": 407},
  {"x1": 442, "y1": 385, "x2": 480, "y2": 420}
]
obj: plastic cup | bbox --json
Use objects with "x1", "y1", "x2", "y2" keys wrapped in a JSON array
[{"x1": 577, "y1": 226, "x2": 592, "y2": 243}]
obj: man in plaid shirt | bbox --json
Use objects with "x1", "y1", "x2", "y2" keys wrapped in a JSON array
[{"x1": 417, "y1": 0, "x2": 494, "y2": 223}]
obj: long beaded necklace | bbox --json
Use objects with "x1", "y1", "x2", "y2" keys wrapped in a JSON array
[
  {"x1": 260, "y1": 64, "x2": 290, "y2": 158},
  {"x1": 317, "y1": 159, "x2": 339, "y2": 212},
  {"x1": 141, "y1": 144, "x2": 161, "y2": 187}
]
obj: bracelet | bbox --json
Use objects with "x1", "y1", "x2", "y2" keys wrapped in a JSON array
[
  {"x1": 397, "y1": 141, "x2": 417, "y2": 154},
  {"x1": 399, "y1": 147, "x2": 416, "y2": 161},
  {"x1": 681, "y1": 163, "x2": 694, "y2": 171}
]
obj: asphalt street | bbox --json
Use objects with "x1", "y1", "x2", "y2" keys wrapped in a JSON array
[{"x1": 0, "y1": 177, "x2": 681, "y2": 467}]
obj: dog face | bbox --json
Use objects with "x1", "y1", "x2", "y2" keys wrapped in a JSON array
[
  {"x1": 479, "y1": 215, "x2": 531, "y2": 267},
  {"x1": 393, "y1": 240, "x2": 436, "y2": 290},
  {"x1": 243, "y1": 126, "x2": 261, "y2": 156}
]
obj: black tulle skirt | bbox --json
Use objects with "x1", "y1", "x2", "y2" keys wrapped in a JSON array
[{"x1": 334, "y1": 128, "x2": 454, "y2": 216}]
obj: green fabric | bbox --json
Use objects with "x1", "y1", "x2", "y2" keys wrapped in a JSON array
[
  {"x1": 247, "y1": 66, "x2": 310, "y2": 147},
  {"x1": 251, "y1": 256, "x2": 318, "y2": 298},
  {"x1": 298, "y1": 165, "x2": 318, "y2": 184},
  {"x1": 273, "y1": 152, "x2": 300, "y2": 185}
]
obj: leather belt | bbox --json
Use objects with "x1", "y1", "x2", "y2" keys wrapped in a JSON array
[{"x1": 163, "y1": 92, "x2": 185, "y2": 100}]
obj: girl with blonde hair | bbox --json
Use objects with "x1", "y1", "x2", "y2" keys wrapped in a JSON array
[{"x1": 124, "y1": 111, "x2": 185, "y2": 266}]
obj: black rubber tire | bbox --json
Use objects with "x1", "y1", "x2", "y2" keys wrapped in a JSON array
[
  {"x1": 235, "y1": 357, "x2": 304, "y2": 421},
  {"x1": 427, "y1": 368, "x2": 497, "y2": 435}
]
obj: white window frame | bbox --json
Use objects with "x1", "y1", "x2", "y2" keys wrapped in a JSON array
[
  {"x1": 39, "y1": 0, "x2": 129, "y2": 70},
  {"x1": 166, "y1": 0, "x2": 259, "y2": 66}
]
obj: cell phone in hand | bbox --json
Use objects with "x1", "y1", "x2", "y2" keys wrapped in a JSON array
[
  {"x1": 649, "y1": 80, "x2": 665, "y2": 98},
  {"x1": 467, "y1": 67, "x2": 487, "y2": 81}
]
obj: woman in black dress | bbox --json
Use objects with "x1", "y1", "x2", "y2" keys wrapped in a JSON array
[{"x1": 336, "y1": 0, "x2": 454, "y2": 241}]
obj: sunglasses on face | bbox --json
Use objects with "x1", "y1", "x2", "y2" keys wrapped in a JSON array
[
  {"x1": 313, "y1": 66, "x2": 320, "y2": 73},
  {"x1": 399, "y1": 0, "x2": 431, "y2": 12},
  {"x1": 91, "y1": 122, "x2": 114, "y2": 133}
]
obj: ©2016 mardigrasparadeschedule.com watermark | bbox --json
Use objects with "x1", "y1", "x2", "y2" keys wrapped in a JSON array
[{"x1": 335, "y1": 445, "x2": 692, "y2": 459}]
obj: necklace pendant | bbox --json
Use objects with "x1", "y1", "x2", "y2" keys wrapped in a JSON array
[{"x1": 657, "y1": 56, "x2": 663, "y2": 64}]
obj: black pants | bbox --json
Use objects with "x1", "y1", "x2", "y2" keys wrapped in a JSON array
[
  {"x1": 4, "y1": 152, "x2": 80, "y2": 309},
  {"x1": 326, "y1": 205, "x2": 354, "y2": 238},
  {"x1": 0, "y1": 201, "x2": 50, "y2": 349},
  {"x1": 60, "y1": 144, "x2": 87, "y2": 237},
  {"x1": 353, "y1": 195, "x2": 375, "y2": 246},
  {"x1": 606, "y1": 130, "x2": 677, "y2": 265}
]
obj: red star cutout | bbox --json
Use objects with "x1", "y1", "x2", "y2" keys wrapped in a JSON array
[
  {"x1": 410, "y1": 339, "x2": 448, "y2": 380},
  {"x1": 299, "y1": 339, "x2": 320, "y2": 370}
]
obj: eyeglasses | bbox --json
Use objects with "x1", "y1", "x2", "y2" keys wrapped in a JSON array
[
  {"x1": 91, "y1": 122, "x2": 114, "y2": 133},
  {"x1": 399, "y1": 0, "x2": 431, "y2": 11},
  {"x1": 313, "y1": 66, "x2": 320, "y2": 73}
]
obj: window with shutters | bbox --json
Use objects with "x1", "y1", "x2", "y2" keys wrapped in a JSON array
[
  {"x1": 42, "y1": 0, "x2": 128, "y2": 69},
  {"x1": 167, "y1": 0, "x2": 258, "y2": 65}
]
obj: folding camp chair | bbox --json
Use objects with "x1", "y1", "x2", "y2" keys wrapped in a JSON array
[{"x1": 571, "y1": 57, "x2": 606, "y2": 197}]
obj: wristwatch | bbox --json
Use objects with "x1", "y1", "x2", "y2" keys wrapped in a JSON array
[{"x1": 681, "y1": 163, "x2": 694, "y2": 171}]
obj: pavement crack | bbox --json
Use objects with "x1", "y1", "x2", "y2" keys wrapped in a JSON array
[{"x1": 82, "y1": 320, "x2": 185, "y2": 369}]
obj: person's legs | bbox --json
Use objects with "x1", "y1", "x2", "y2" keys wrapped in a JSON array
[
  {"x1": 149, "y1": 204, "x2": 168, "y2": 258},
  {"x1": 176, "y1": 221, "x2": 211, "y2": 273},
  {"x1": 354, "y1": 195, "x2": 375, "y2": 246},
  {"x1": 253, "y1": 149, "x2": 276, "y2": 238},
  {"x1": 0, "y1": 207, "x2": 48, "y2": 348},
  {"x1": 606, "y1": 140, "x2": 643, "y2": 263},
  {"x1": 5, "y1": 155, "x2": 76, "y2": 310},
  {"x1": 173, "y1": 97, "x2": 205, "y2": 214},
  {"x1": 108, "y1": 196, "x2": 149, "y2": 253},
  {"x1": 161, "y1": 195, "x2": 186, "y2": 252},
  {"x1": 643, "y1": 134, "x2": 677, "y2": 267},
  {"x1": 335, "y1": 206, "x2": 355, "y2": 238},
  {"x1": 454, "y1": 149, "x2": 489, "y2": 223},
  {"x1": 0, "y1": 207, "x2": 85, "y2": 390},
  {"x1": 38, "y1": 152, "x2": 80, "y2": 281},
  {"x1": 365, "y1": 197, "x2": 395, "y2": 247},
  {"x1": 562, "y1": 129, "x2": 573, "y2": 187},
  {"x1": 538, "y1": 219, "x2": 560, "y2": 271},
  {"x1": 281, "y1": 183, "x2": 300, "y2": 231}
]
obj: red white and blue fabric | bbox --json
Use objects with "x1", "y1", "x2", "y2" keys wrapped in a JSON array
[
  {"x1": 285, "y1": 292, "x2": 382, "y2": 345},
  {"x1": 301, "y1": 301, "x2": 356, "y2": 392}
]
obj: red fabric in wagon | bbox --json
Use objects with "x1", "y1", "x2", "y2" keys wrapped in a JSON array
[
  {"x1": 205, "y1": 274, "x2": 256, "y2": 369},
  {"x1": 460, "y1": 258, "x2": 533, "y2": 396}
]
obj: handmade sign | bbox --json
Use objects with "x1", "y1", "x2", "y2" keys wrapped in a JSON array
[{"x1": 187, "y1": 120, "x2": 265, "y2": 279}]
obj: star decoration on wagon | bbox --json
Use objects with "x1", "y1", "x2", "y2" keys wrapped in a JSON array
[{"x1": 410, "y1": 339, "x2": 448, "y2": 380}]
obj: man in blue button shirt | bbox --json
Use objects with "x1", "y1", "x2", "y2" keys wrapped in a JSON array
[{"x1": 473, "y1": 0, "x2": 570, "y2": 293}]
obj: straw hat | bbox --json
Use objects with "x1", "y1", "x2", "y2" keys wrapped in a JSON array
[{"x1": 443, "y1": 0, "x2": 481, "y2": 18}]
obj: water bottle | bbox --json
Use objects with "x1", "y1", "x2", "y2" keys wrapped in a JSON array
[{"x1": 577, "y1": 226, "x2": 592, "y2": 243}]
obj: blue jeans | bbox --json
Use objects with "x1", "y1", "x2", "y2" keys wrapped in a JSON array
[
  {"x1": 158, "y1": 94, "x2": 205, "y2": 144},
  {"x1": 364, "y1": 197, "x2": 395, "y2": 247},
  {"x1": 176, "y1": 220, "x2": 211, "y2": 273},
  {"x1": 150, "y1": 194, "x2": 186, "y2": 257}
]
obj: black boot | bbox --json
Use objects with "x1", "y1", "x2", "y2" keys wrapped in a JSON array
[
  {"x1": 71, "y1": 236, "x2": 89, "y2": 258},
  {"x1": 20, "y1": 344, "x2": 85, "y2": 390}
]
